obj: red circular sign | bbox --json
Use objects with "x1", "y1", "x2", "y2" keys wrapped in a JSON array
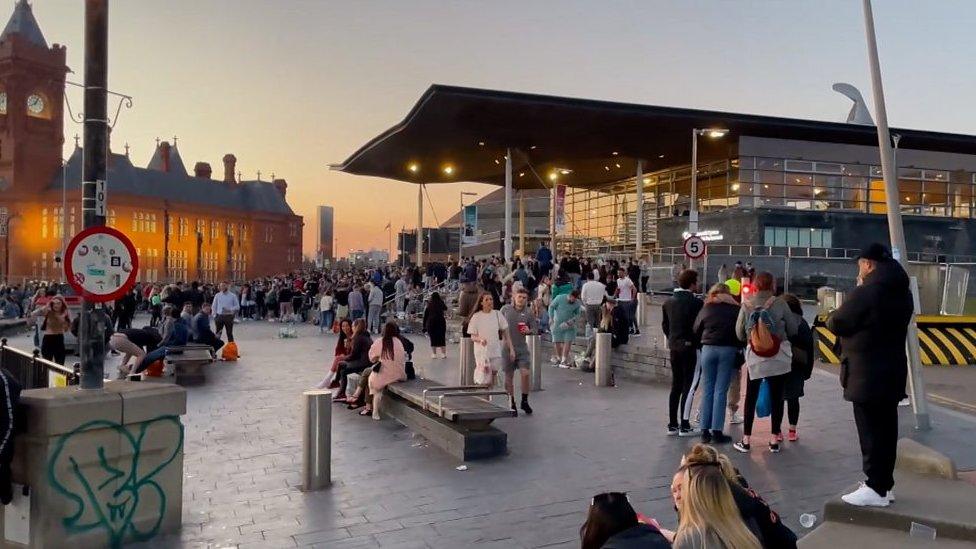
[
  {"x1": 64, "y1": 225, "x2": 139, "y2": 303},
  {"x1": 683, "y1": 235, "x2": 707, "y2": 259}
]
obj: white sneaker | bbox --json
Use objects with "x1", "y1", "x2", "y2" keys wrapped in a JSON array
[
  {"x1": 841, "y1": 484, "x2": 890, "y2": 507},
  {"x1": 550, "y1": 356, "x2": 560, "y2": 365},
  {"x1": 558, "y1": 361, "x2": 570, "y2": 369},
  {"x1": 729, "y1": 412, "x2": 743, "y2": 425},
  {"x1": 898, "y1": 398, "x2": 911, "y2": 407}
]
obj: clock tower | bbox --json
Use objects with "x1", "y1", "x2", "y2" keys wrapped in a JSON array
[{"x1": 0, "y1": 0, "x2": 67, "y2": 197}]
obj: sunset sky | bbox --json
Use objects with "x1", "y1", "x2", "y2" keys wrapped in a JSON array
[{"x1": 29, "y1": 0, "x2": 976, "y2": 257}]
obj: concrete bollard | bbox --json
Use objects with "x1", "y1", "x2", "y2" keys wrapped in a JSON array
[
  {"x1": 301, "y1": 390, "x2": 332, "y2": 491},
  {"x1": 527, "y1": 334, "x2": 543, "y2": 391},
  {"x1": 594, "y1": 332, "x2": 612, "y2": 387},
  {"x1": 459, "y1": 336, "x2": 475, "y2": 385}
]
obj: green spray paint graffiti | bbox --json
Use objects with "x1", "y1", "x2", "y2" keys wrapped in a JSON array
[{"x1": 46, "y1": 415, "x2": 184, "y2": 549}]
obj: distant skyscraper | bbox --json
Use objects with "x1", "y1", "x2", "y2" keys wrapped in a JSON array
[{"x1": 317, "y1": 205, "x2": 334, "y2": 261}]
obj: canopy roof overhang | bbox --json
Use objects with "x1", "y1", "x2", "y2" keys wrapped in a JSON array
[{"x1": 333, "y1": 84, "x2": 976, "y2": 190}]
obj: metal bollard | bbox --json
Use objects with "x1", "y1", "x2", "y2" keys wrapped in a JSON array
[
  {"x1": 527, "y1": 334, "x2": 542, "y2": 391},
  {"x1": 636, "y1": 293, "x2": 649, "y2": 327},
  {"x1": 301, "y1": 390, "x2": 332, "y2": 491},
  {"x1": 458, "y1": 336, "x2": 475, "y2": 385},
  {"x1": 594, "y1": 333, "x2": 612, "y2": 387}
]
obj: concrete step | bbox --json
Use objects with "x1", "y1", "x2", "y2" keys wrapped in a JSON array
[
  {"x1": 798, "y1": 522, "x2": 976, "y2": 548},
  {"x1": 823, "y1": 472, "x2": 976, "y2": 542}
]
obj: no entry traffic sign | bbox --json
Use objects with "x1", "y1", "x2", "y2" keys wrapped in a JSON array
[
  {"x1": 64, "y1": 226, "x2": 139, "y2": 303},
  {"x1": 683, "y1": 235, "x2": 707, "y2": 259}
]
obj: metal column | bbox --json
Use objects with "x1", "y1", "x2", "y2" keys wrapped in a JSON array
[
  {"x1": 416, "y1": 184, "x2": 424, "y2": 267},
  {"x1": 689, "y1": 131, "x2": 699, "y2": 235},
  {"x1": 518, "y1": 190, "x2": 526, "y2": 258},
  {"x1": 527, "y1": 334, "x2": 542, "y2": 391},
  {"x1": 458, "y1": 336, "x2": 475, "y2": 385},
  {"x1": 862, "y1": 0, "x2": 929, "y2": 430},
  {"x1": 594, "y1": 333, "x2": 612, "y2": 386},
  {"x1": 301, "y1": 390, "x2": 332, "y2": 491},
  {"x1": 79, "y1": 0, "x2": 110, "y2": 389},
  {"x1": 504, "y1": 149, "x2": 513, "y2": 260},
  {"x1": 635, "y1": 160, "x2": 643, "y2": 255}
]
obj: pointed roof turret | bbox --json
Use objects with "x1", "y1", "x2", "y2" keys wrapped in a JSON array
[
  {"x1": 1, "y1": 0, "x2": 48, "y2": 49},
  {"x1": 147, "y1": 140, "x2": 188, "y2": 176}
]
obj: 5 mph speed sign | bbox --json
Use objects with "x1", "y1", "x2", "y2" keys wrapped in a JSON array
[{"x1": 683, "y1": 235, "x2": 707, "y2": 259}]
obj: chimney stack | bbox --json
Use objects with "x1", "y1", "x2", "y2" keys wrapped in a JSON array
[
  {"x1": 223, "y1": 154, "x2": 237, "y2": 184},
  {"x1": 159, "y1": 141, "x2": 172, "y2": 172},
  {"x1": 194, "y1": 162, "x2": 212, "y2": 179},
  {"x1": 273, "y1": 178, "x2": 288, "y2": 197}
]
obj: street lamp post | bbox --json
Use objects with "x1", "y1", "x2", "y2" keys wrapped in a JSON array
[
  {"x1": 862, "y1": 0, "x2": 929, "y2": 430},
  {"x1": 78, "y1": 0, "x2": 110, "y2": 390},
  {"x1": 689, "y1": 128, "x2": 728, "y2": 236}
]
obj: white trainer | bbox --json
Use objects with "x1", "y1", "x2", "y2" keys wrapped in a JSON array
[
  {"x1": 841, "y1": 484, "x2": 890, "y2": 507},
  {"x1": 729, "y1": 412, "x2": 743, "y2": 425}
]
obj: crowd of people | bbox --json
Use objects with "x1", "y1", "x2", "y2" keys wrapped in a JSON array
[{"x1": 3, "y1": 236, "x2": 913, "y2": 538}]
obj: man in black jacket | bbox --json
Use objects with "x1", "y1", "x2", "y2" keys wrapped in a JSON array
[
  {"x1": 662, "y1": 269, "x2": 703, "y2": 436},
  {"x1": 828, "y1": 243, "x2": 913, "y2": 507}
]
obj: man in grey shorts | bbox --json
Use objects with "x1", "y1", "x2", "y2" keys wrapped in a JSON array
[{"x1": 500, "y1": 287, "x2": 538, "y2": 415}]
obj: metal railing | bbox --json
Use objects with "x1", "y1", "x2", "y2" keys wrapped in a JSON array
[{"x1": 0, "y1": 338, "x2": 79, "y2": 390}]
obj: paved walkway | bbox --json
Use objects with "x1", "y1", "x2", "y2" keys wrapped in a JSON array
[{"x1": 8, "y1": 319, "x2": 975, "y2": 548}]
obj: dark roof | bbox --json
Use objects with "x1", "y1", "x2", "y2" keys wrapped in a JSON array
[
  {"x1": 52, "y1": 147, "x2": 295, "y2": 216},
  {"x1": 334, "y1": 84, "x2": 976, "y2": 190},
  {"x1": 1, "y1": 0, "x2": 47, "y2": 49}
]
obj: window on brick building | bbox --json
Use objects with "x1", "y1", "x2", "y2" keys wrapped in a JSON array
[
  {"x1": 211, "y1": 220, "x2": 218, "y2": 241},
  {"x1": 150, "y1": 214, "x2": 157, "y2": 233},
  {"x1": 41, "y1": 208, "x2": 48, "y2": 239},
  {"x1": 108, "y1": 209, "x2": 116, "y2": 227}
]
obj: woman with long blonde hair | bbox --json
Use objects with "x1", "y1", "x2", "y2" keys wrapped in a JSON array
[{"x1": 673, "y1": 463, "x2": 761, "y2": 549}]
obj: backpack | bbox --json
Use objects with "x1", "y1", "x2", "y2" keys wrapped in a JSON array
[{"x1": 746, "y1": 297, "x2": 780, "y2": 357}]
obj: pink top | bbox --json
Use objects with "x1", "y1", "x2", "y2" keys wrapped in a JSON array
[{"x1": 368, "y1": 337, "x2": 407, "y2": 393}]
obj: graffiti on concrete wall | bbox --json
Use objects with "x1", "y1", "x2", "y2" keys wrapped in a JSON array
[{"x1": 46, "y1": 415, "x2": 184, "y2": 549}]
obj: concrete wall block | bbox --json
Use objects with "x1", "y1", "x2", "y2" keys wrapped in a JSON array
[
  {"x1": 7, "y1": 386, "x2": 187, "y2": 548},
  {"x1": 19, "y1": 387, "x2": 123, "y2": 437},
  {"x1": 895, "y1": 438, "x2": 957, "y2": 480},
  {"x1": 114, "y1": 382, "x2": 188, "y2": 423}
]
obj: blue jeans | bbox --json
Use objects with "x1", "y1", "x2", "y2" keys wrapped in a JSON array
[
  {"x1": 134, "y1": 346, "x2": 168, "y2": 374},
  {"x1": 320, "y1": 310, "x2": 335, "y2": 333},
  {"x1": 698, "y1": 345, "x2": 738, "y2": 432}
]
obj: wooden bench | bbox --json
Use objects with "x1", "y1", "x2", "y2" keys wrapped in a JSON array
[
  {"x1": 384, "y1": 379, "x2": 514, "y2": 460},
  {"x1": 164, "y1": 343, "x2": 216, "y2": 386}
]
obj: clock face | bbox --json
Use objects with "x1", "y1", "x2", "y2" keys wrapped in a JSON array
[
  {"x1": 0, "y1": 91, "x2": 6, "y2": 114},
  {"x1": 27, "y1": 93, "x2": 45, "y2": 115}
]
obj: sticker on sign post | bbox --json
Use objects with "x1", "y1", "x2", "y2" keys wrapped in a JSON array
[
  {"x1": 64, "y1": 226, "x2": 139, "y2": 303},
  {"x1": 683, "y1": 235, "x2": 706, "y2": 260}
]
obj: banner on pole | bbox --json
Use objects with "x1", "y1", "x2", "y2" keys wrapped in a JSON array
[
  {"x1": 554, "y1": 184, "x2": 566, "y2": 234},
  {"x1": 462, "y1": 205, "x2": 478, "y2": 244}
]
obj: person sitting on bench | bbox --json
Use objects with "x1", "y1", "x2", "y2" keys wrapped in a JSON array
[
  {"x1": 333, "y1": 319, "x2": 372, "y2": 401},
  {"x1": 192, "y1": 303, "x2": 225, "y2": 353},
  {"x1": 111, "y1": 327, "x2": 162, "y2": 379},
  {"x1": 133, "y1": 306, "x2": 189, "y2": 375}
]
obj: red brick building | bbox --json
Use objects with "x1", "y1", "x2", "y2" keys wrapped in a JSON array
[{"x1": 0, "y1": 0, "x2": 302, "y2": 284}]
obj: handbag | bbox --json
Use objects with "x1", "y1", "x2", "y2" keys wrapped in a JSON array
[
  {"x1": 473, "y1": 353, "x2": 493, "y2": 385},
  {"x1": 756, "y1": 379, "x2": 772, "y2": 418}
]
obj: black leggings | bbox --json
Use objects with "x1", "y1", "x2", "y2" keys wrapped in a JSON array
[
  {"x1": 742, "y1": 371, "x2": 786, "y2": 437},
  {"x1": 787, "y1": 397, "x2": 800, "y2": 426},
  {"x1": 40, "y1": 333, "x2": 67, "y2": 365}
]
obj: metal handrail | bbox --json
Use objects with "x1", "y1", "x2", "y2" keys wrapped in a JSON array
[
  {"x1": 436, "y1": 390, "x2": 509, "y2": 411},
  {"x1": 0, "y1": 338, "x2": 79, "y2": 389},
  {"x1": 421, "y1": 385, "x2": 490, "y2": 410}
]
